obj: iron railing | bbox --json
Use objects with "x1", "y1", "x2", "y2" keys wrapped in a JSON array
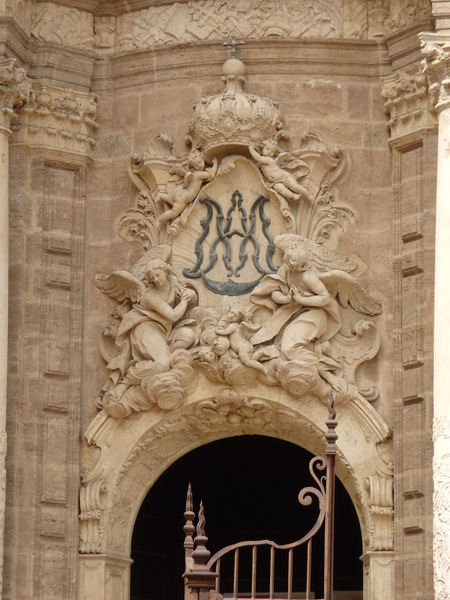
[{"x1": 183, "y1": 395, "x2": 338, "y2": 600}]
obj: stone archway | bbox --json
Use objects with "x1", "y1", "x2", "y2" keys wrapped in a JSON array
[
  {"x1": 130, "y1": 434, "x2": 364, "y2": 600},
  {"x1": 79, "y1": 385, "x2": 394, "y2": 600}
]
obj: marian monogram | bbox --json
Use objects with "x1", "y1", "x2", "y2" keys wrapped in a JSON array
[{"x1": 183, "y1": 190, "x2": 277, "y2": 295}]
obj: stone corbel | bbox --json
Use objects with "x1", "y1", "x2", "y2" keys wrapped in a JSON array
[{"x1": 365, "y1": 473, "x2": 394, "y2": 551}]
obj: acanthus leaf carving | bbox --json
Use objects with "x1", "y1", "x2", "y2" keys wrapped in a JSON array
[
  {"x1": 12, "y1": 83, "x2": 98, "y2": 157},
  {"x1": 365, "y1": 474, "x2": 394, "y2": 552},
  {"x1": 0, "y1": 59, "x2": 32, "y2": 130},
  {"x1": 421, "y1": 35, "x2": 450, "y2": 113},
  {"x1": 382, "y1": 66, "x2": 437, "y2": 142}
]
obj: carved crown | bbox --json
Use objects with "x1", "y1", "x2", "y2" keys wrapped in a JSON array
[{"x1": 187, "y1": 58, "x2": 286, "y2": 158}]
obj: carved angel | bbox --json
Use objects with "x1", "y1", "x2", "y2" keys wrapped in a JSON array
[
  {"x1": 251, "y1": 233, "x2": 381, "y2": 349},
  {"x1": 95, "y1": 246, "x2": 198, "y2": 416},
  {"x1": 156, "y1": 150, "x2": 218, "y2": 227},
  {"x1": 214, "y1": 305, "x2": 266, "y2": 374},
  {"x1": 249, "y1": 139, "x2": 312, "y2": 204},
  {"x1": 249, "y1": 233, "x2": 382, "y2": 398}
]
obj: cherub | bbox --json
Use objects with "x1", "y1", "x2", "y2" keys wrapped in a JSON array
[
  {"x1": 156, "y1": 150, "x2": 218, "y2": 226},
  {"x1": 249, "y1": 139, "x2": 311, "y2": 203},
  {"x1": 215, "y1": 306, "x2": 266, "y2": 374}
]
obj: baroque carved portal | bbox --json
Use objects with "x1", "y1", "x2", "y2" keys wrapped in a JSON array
[
  {"x1": 93, "y1": 55, "x2": 382, "y2": 420},
  {"x1": 81, "y1": 52, "x2": 394, "y2": 598}
]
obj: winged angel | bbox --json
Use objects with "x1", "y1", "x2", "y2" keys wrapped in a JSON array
[
  {"x1": 249, "y1": 139, "x2": 312, "y2": 216},
  {"x1": 249, "y1": 233, "x2": 383, "y2": 399},
  {"x1": 95, "y1": 246, "x2": 198, "y2": 418}
]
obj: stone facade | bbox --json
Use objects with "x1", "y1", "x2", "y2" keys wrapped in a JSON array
[{"x1": 0, "y1": 1, "x2": 445, "y2": 599}]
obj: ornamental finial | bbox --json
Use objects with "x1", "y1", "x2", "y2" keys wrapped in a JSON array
[{"x1": 222, "y1": 33, "x2": 245, "y2": 58}]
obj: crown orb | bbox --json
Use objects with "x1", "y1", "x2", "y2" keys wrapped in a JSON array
[{"x1": 223, "y1": 58, "x2": 246, "y2": 77}]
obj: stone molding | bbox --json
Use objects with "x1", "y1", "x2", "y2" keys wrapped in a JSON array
[
  {"x1": 421, "y1": 33, "x2": 450, "y2": 113},
  {"x1": 11, "y1": 83, "x2": 98, "y2": 158},
  {"x1": 81, "y1": 389, "x2": 392, "y2": 557},
  {"x1": 382, "y1": 67, "x2": 437, "y2": 144}
]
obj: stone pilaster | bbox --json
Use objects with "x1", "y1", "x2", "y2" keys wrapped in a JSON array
[
  {"x1": 382, "y1": 62, "x2": 437, "y2": 600},
  {"x1": 0, "y1": 58, "x2": 32, "y2": 599},
  {"x1": 421, "y1": 31, "x2": 450, "y2": 600},
  {"x1": 6, "y1": 80, "x2": 96, "y2": 599}
]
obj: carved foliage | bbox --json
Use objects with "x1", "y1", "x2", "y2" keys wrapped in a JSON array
[
  {"x1": 433, "y1": 416, "x2": 450, "y2": 600},
  {"x1": 31, "y1": 2, "x2": 95, "y2": 49},
  {"x1": 365, "y1": 474, "x2": 394, "y2": 551},
  {"x1": 421, "y1": 36, "x2": 450, "y2": 113},
  {"x1": 13, "y1": 83, "x2": 98, "y2": 157},
  {"x1": 0, "y1": 59, "x2": 32, "y2": 129},
  {"x1": 382, "y1": 67, "x2": 437, "y2": 141}
]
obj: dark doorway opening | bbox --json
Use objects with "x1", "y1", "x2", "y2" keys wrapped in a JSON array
[{"x1": 130, "y1": 435, "x2": 362, "y2": 600}]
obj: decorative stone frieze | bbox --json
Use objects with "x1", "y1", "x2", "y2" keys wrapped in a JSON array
[
  {"x1": 12, "y1": 83, "x2": 98, "y2": 159},
  {"x1": 382, "y1": 67, "x2": 437, "y2": 143},
  {"x1": 31, "y1": 1, "x2": 95, "y2": 49}
]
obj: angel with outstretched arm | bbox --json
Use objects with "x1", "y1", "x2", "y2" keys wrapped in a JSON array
[
  {"x1": 249, "y1": 139, "x2": 311, "y2": 203},
  {"x1": 156, "y1": 150, "x2": 218, "y2": 226}
]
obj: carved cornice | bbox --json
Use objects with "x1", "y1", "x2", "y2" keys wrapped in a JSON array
[
  {"x1": 421, "y1": 33, "x2": 450, "y2": 113},
  {"x1": 0, "y1": 59, "x2": 32, "y2": 132},
  {"x1": 11, "y1": 83, "x2": 98, "y2": 158},
  {"x1": 382, "y1": 66, "x2": 437, "y2": 143}
]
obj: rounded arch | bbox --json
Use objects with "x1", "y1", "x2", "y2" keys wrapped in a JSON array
[
  {"x1": 81, "y1": 388, "x2": 391, "y2": 556},
  {"x1": 130, "y1": 434, "x2": 364, "y2": 600}
]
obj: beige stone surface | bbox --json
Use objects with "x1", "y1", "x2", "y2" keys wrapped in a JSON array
[{"x1": 0, "y1": 1, "x2": 441, "y2": 600}]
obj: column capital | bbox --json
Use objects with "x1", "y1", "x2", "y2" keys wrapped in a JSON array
[
  {"x1": 382, "y1": 66, "x2": 437, "y2": 144},
  {"x1": 420, "y1": 32, "x2": 450, "y2": 113},
  {"x1": 0, "y1": 58, "x2": 32, "y2": 132}
]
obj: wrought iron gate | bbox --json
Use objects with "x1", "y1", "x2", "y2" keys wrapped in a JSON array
[{"x1": 182, "y1": 395, "x2": 338, "y2": 600}]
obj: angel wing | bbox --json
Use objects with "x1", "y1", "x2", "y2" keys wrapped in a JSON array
[
  {"x1": 276, "y1": 150, "x2": 310, "y2": 179},
  {"x1": 319, "y1": 270, "x2": 382, "y2": 316},
  {"x1": 95, "y1": 270, "x2": 145, "y2": 303},
  {"x1": 274, "y1": 233, "x2": 358, "y2": 273}
]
